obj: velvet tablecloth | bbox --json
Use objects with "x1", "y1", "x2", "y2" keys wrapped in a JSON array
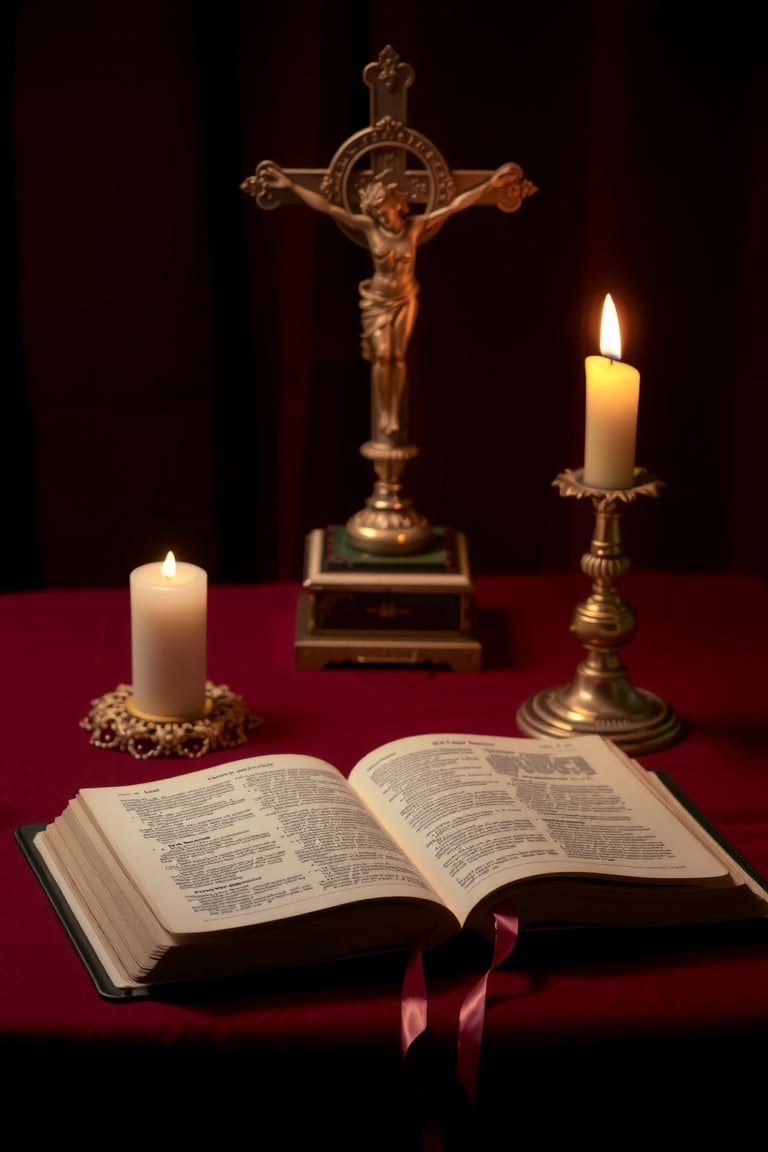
[{"x1": 2, "y1": 571, "x2": 767, "y2": 1148}]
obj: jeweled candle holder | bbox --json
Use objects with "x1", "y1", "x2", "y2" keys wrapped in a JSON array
[
  {"x1": 516, "y1": 467, "x2": 682, "y2": 755},
  {"x1": 80, "y1": 682, "x2": 263, "y2": 761}
]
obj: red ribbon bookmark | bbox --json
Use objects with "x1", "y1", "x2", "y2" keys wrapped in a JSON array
[
  {"x1": 400, "y1": 908, "x2": 519, "y2": 1149},
  {"x1": 401, "y1": 935, "x2": 445, "y2": 1152},
  {"x1": 401, "y1": 935, "x2": 430, "y2": 1057},
  {"x1": 456, "y1": 906, "x2": 520, "y2": 1107}
]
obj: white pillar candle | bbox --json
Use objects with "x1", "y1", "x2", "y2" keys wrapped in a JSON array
[
  {"x1": 130, "y1": 551, "x2": 208, "y2": 720},
  {"x1": 583, "y1": 294, "x2": 640, "y2": 490}
]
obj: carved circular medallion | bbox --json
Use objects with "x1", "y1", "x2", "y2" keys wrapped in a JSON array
[{"x1": 321, "y1": 119, "x2": 455, "y2": 246}]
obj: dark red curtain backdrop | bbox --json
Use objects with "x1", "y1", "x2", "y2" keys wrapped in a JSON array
[{"x1": 7, "y1": 1, "x2": 767, "y2": 589}]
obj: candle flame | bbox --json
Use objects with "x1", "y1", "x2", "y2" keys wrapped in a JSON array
[
  {"x1": 161, "y1": 551, "x2": 176, "y2": 578},
  {"x1": 599, "y1": 293, "x2": 622, "y2": 360}
]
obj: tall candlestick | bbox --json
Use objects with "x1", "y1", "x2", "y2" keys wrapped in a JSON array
[
  {"x1": 583, "y1": 294, "x2": 640, "y2": 490},
  {"x1": 129, "y1": 551, "x2": 208, "y2": 721}
]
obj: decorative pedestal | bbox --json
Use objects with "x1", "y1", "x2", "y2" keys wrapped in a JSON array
[
  {"x1": 516, "y1": 468, "x2": 682, "y2": 755},
  {"x1": 295, "y1": 525, "x2": 482, "y2": 669},
  {"x1": 80, "y1": 682, "x2": 263, "y2": 760}
]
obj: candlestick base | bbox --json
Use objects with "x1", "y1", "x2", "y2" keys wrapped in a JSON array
[
  {"x1": 516, "y1": 467, "x2": 682, "y2": 756},
  {"x1": 80, "y1": 682, "x2": 263, "y2": 760},
  {"x1": 516, "y1": 681, "x2": 681, "y2": 755}
]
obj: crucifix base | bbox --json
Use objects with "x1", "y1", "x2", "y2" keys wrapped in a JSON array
[
  {"x1": 345, "y1": 440, "x2": 431, "y2": 555},
  {"x1": 295, "y1": 526, "x2": 482, "y2": 670}
]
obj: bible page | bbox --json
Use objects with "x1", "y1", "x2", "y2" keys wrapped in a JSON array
[
  {"x1": 76, "y1": 755, "x2": 445, "y2": 936},
  {"x1": 348, "y1": 733, "x2": 730, "y2": 925}
]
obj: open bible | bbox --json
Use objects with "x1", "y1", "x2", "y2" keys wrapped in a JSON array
[{"x1": 17, "y1": 732, "x2": 768, "y2": 999}]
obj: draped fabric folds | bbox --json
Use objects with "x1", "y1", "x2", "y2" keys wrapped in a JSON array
[{"x1": 7, "y1": 2, "x2": 767, "y2": 590}]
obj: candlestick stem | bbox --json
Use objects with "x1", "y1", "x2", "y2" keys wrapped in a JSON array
[{"x1": 516, "y1": 469, "x2": 682, "y2": 755}]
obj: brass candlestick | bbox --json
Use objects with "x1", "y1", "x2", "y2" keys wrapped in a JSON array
[{"x1": 516, "y1": 467, "x2": 682, "y2": 755}]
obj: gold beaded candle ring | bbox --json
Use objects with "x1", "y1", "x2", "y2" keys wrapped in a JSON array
[{"x1": 81, "y1": 682, "x2": 263, "y2": 761}]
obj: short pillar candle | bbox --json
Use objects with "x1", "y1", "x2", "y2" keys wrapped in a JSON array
[{"x1": 130, "y1": 552, "x2": 208, "y2": 721}]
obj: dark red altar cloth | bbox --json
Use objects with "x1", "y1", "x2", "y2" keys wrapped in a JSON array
[{"x1": 2, "y1": 571, "x2": 766, "y2": 1148}]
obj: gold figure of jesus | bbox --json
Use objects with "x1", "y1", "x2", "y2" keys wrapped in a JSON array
[{"x1": 256, "y1": 160, "x2": 523, "y2": 443}]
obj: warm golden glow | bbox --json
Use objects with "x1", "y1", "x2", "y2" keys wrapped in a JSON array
[
  {"x1": 599, "y1": 293, "x2": 622, "y2": 360},
  {"x1": 161, "y1": 551, "x2": 176, "y2": 578}
]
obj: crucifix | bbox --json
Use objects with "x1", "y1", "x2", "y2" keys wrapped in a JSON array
[{"x1": 242, "y1": 44, "x2": 536, "y2": 555}]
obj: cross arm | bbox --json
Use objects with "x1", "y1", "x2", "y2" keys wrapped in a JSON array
[
  {"x1": 241, "y1": 164, "x2": 537, "y2": 213},
  {"x1": 450, "y1": 168, "x2": 537, "y2": 213},
  {"x1": 240, "y1": 168, "x2": 329, "y2": 210}
]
